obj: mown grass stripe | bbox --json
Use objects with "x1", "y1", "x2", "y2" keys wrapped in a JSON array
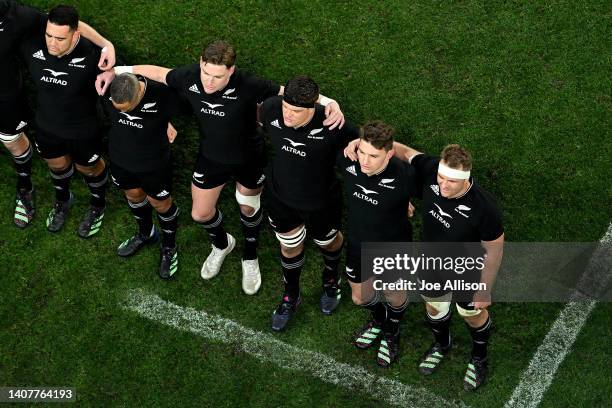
[
  {"x1": 505, "y1": 223, "x2": 612, "y2": 408},
  {"x1": 123, "y1": 289, "x2": 466, "y2": 408}
]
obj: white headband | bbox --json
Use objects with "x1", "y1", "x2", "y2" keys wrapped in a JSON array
[{"x1": 438, "y1": 162, "x2": 470, "y2": 180}]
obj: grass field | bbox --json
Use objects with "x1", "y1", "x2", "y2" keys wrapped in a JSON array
[{"x1": 1, "y1": 0, "x2": 611, "y2": 406}]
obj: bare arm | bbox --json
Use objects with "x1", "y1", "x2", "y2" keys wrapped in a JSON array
[
  {"x1": 113, "y1": 65, "x2": 172, "y2": 85},
  {"x1": 392, "y1": 142, "x2": 422, "y2": 163},
  {"x1": 132, "y1": 65, "x2": 171, "y2": 85},
  {"x1": 78, "y1": 21, "x2": 115, "y2": 70},
  {"x1": 473, "y1": 233, "x2": 505, "y2": 309}
]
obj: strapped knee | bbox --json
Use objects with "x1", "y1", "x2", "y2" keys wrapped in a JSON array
[
  {"x1": 276, "y1": 225, "x2": 306, "y2": 248},
  {"x1": 235, "y1": 189, "x2": 261, "y2": 212},
  {"x1": 456, "y1": 303, "x2": 482, "y2": 318}
]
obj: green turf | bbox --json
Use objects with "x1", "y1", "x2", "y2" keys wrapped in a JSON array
[{"x1": 1, "y1": 0, "x2": 610, "y2": 407}]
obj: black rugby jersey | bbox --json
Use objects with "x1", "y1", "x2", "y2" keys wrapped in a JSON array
[
  {"x1": 261, "y1": 96, "x2": 360, "y2": 211},
  {"x1": 0, "y1": 2, "x2": 44, "y2": 100},
  {"x1": 166, "y1": 65, "x2": 279, "y2": 164},
  {"x1": 339, "y1": 154, "x2": 417, "y2": 244},
  {"x1": 20, "y1": 18, "x2": 102, "y2": 138},
  {"x1": 104, "y1": 77, "x2": 179, "y2": 172},
  {"x1": 411, "y1": 154, "x2": 504, "y2": 242}
]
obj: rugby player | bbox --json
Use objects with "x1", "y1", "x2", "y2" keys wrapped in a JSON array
[
  {"x1": 1, "y1": 0, "x2": 114, "y2": 228},
  {"x1": 352, "y1": 142, "x2": 504, "y2": 389},
  {"x1": 108, "y1": 40, "x2": 344, "y2": 294},
  {"x1": 104, "y1": 73, "x2": 180, "y2": 279},
  {"x1": 259, "y1": 76, "x2": 359, "y2": 331},
  {"x1": 339, "y1": 121, "x2": 417, "y2": 366},
  {"x1": 19, "y1": 4, "x2": 116, "y2": 237}
]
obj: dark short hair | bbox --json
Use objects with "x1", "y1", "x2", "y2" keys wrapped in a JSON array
[
  {"x1": 48, "y1": 4, "x2": 79, "y2": 31},
  {"x1": 0, "y1": 0, "x2": 11, "y2": 18},
  {"x1": 201, "y1": 40, "x2": 236, "y2": 68},
  {"x1": 283, "y1": 76, "x2": 319, "y2": 108},
  {"x1": 110, "y1": 73, "x2": 140, "y2": 105},
  {"x1": 360, "y1": 120, "x2": 395, "y2": 151},
  {"x1": 441, "y1": 144, "x2": 473, "y2": 171}
]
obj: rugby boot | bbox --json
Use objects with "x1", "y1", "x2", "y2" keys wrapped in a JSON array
[
  {"x1": 271, "y1": 293, "x2": 302, "y2": 332},
  {"x1": 241, "y1": 258, "x2": 262, "y2": 295},
  {"x1": 201, "y1": 233, "x2": 235, "y2": 279},
  {"x1": 14, "y1": 189, "x2": 35, "y2": 228},
  {"x1": 377, "y1": 331, "x2": 400, "y2": 367},
  {"x1": 159, "y1": 246, "x2": 178, "y2": 280},
  {"x1": 319, "y1": 277, "x2": 341, "y2": 315},
  {"x1": 117, "y1": 227, "x2": 159, "y2": 257},
  {"x1": 353, "y1": 319, "x2": 383, "y2": 350},
  {"x1": 77, "y1": 205, "x2": 105, "y2": 238},
  {"x1": 418, "y1": 341, "x2": 452, "y2": 375},
  {"x1": 463, "y1": 357, "x2": 488, "y2": 391},
  {"x1": 46, "y1": 192, "x2": 74, "y2": 232}
]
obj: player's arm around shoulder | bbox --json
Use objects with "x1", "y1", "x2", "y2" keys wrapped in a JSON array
[{"x1": 113, "y1": 65, "x2": 172, "y2": 86}]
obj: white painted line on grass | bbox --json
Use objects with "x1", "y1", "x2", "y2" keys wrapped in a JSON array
[
  {"x1": 123, "y1": 289, "x2": 467, "y2": 408},
  {"x1": 505, "y1": 223, "x2": 612, "y2": 408}
]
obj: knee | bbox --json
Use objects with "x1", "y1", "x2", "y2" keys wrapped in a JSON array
[
  {"x1": 191, "y1": 205, "x2": 216, "y2": 223},
  {"x1": 280, "y1": 243, "x2": 304, "y2": 258}
]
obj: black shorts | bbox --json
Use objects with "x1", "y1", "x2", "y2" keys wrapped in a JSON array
[
  {"x1": 417, "y1": 269, "x2": 482, "y2": 304},
  {"x1": 35, "y1": 128, "x2": 102, "y2": 166},
  {"x1": 191, "y1": 152, "x2": 266, "y2": 190},
  {"x1": 265, "y1": 187, "x2": 342, "y2": 243},
  {"x1": 345, "y1": 242, "x2": 404, "y2": 285},
  {"x1": 110, "y1": 161, "x2": 173, "y2": 201},
  {"x1": 0, "y1": 96, "x2": 31, "y2": 138}
]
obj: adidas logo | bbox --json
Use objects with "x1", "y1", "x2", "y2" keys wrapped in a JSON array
[
  {"x1": 346, "y1": 165, "x2": 357, "y2": 176},
  {"x1": 32, "y1": 50, "x2": 46, "y2": 60},
  {"x1": 270, "y1": 119, "x2": 281, "y2": 129},
  {"x1": 256, "y1": 174, "x2": 266, "y2": 185},
  {"x1": 189, "y1": 84, "x2": 200, "y2": 94},
  {"x1": 87, "y1": 154, "x2": 99, "y2": 163},
  {"x1": 157, "y1": 190, "x2": 170, "y2": 198},
  {"x1": 430, "y1": 184, "x2": 440, "y2": 196},
  {"x1": 15, "y1": 121, "x2": 27, "y2": 131}
]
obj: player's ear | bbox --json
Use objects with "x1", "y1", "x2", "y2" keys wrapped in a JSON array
[
  {"x1": 228, "y1": 65, "x2": 235, "y2": 76},
  {"x1": 387, "y1": 149, "x2": 395, "y2": 160}
]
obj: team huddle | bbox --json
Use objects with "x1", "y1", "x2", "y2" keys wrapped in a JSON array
[{"x1": 2, "y1": 2, "x2": 505, "y2": 391}]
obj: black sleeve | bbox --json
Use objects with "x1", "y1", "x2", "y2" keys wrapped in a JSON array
[
  {"x1": 165, "y1": 65, "x2": 190, "y2": 94},
  {"x1": 402, "y1": 162, "x2": 420, "y2": 198},
  {"x1": 243, "y1": 71, "x2": 281, "y2": 102},
  {"x1": 336, "y1": 121, "x2": 360, "y2": 150},
  {"x1": 15, "y1": 4, "x2": 46, "y2": 39},
  {"x1": 478, "y1": 195, "x2": 504, "y2": 242},
  {"x1": 160, "y1": 83, "x2": 181, "y2": 118},
  {"x1": 335, "y1": 150, "x2": 350, "y2": 169},
  {"x1": 259, "y1": 96, "x2": 278, "y2": 131},
  {"x1": 410, "y1": 154, "x2": 439, "y2": 182}
]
